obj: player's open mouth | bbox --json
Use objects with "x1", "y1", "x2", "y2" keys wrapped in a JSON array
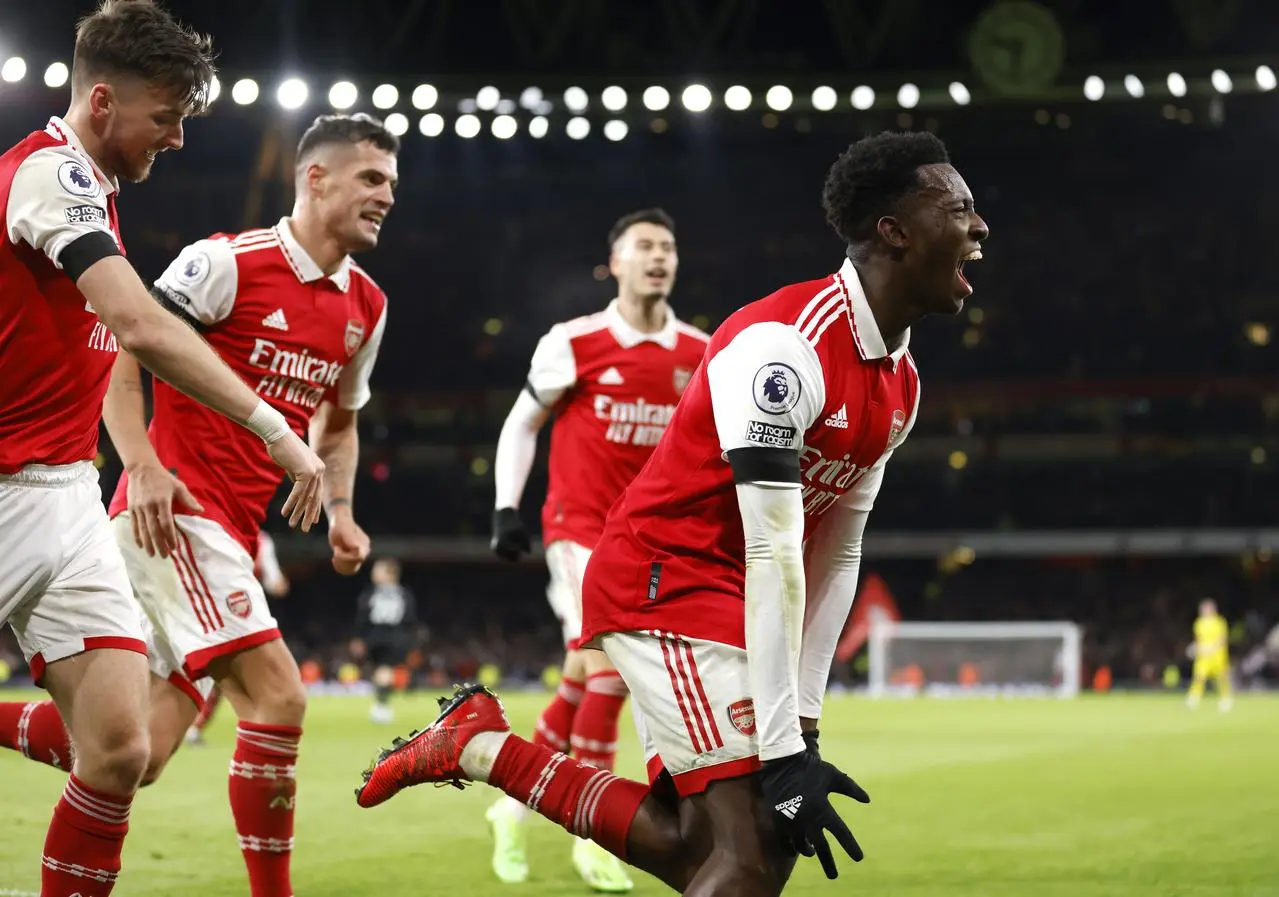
[
  {"x1": 956, "y1": 248, "x2": 982, "y2": 293},
  {"x1": 645, "y1": 268, "x2": 667, "y2": 280},
  {"x1": 360, "y1": 212, "x2": 384, "y2": 231},
  {"x1": 144, "y1": 151, "x2": 158, "y2": 162}
]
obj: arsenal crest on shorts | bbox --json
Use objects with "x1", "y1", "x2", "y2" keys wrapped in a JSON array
[
  {"x1": 727, "y1": 698, "x2": 756, "y2": 736},
  {"x1": 225, "y1": 591, "x2": 252, "y2": 619},
  {"x1": 673, "y1": 366, "x2": 693, "y2": 395},
  {"x1": 887, "y1": 408, "x2": 907, "y2": 445},
  {"x1": 344, "y1": 319, "x2": 365, "y2": 357}
]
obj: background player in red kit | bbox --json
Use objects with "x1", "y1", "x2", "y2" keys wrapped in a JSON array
[
  {"x1": 0, "y1": 112, "x2": 393, "y2": 897},
  {"x1": 358, "y1": 131, "x2": 989, "y2": 895},
  {"x1": 486, "y1": 208, "x2": 708, "y2": 890},
  {"x1": 0, "y1": 3, "x2": 325, "y2": 895}
]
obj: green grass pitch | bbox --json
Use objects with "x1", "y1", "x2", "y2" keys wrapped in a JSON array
[{"x1": 1, "y1": 690, "x2": 1274, "y2": 896}]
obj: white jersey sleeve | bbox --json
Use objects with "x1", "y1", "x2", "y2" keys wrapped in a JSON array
[
  {"x1": 337, "y1": 303, "x2": 387, "y2": 410},
  {"x1": 152, "y1": 238, "x2": 238, "y2": 326},
  {"x1": 706, "y1": 321, "x2": 827, "y2": 455},
  {"x1": 525, "y1": 323, "x2": 577, "y2": 407},
  {"x1": 5, "y1": 145, "x2": 117, "y2": 270}
]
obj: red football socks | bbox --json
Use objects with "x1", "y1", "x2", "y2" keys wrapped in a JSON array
[
  {"x1": 532, "y1": 675, "x2": 584, "y2": 753},
  {"x1": 488, "y1": 734, "x2": 647, "y2": 859},
  {"x1": 570, "y1": 670, "x2": 627, "y2": 770},
  {"x1": 229, "y1": 722, "x2": 301, "y2": 897},
  {"x1": 41, "y1": 774, "x2": 131, "y2": 896},
  {"x1": 0, "y1": 699, "x2": 73, "y2": 770}
]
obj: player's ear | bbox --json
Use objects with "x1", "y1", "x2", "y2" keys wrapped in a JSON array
[
  {"x1": 305, "y1": 162, "x2": 328, "y2": 198},
  {"x1": 607, "y1": 250, "x2": 623, "y2": 280},
  {"x1": 876, "y1": 215, "x2": 908, "y2": 251}
]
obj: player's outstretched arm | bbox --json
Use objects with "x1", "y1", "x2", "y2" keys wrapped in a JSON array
[
  {"x1": 77, "y1": 255, "x2": 324, "y2": 530},
  {"x1": 491, "y1": 326, "x2": 572, "y2": 561},
  {"x1": 491, "y1": 391, "x2": 552, "y2": 560},
  {"x1": 309, "y1": 402, "x2": 370, "y2": 574},
  {"x1": 103, "y1": 351, "x2": 204, "y2": 558}
]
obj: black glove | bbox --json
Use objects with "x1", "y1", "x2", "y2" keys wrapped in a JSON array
[
  {"x1": 758, "y1": 749, "x2": 870, "y2": 879},
  {"x1": 802, "y1": 728, "x2": 820, "y2": 758},
  {"x1": 490, "y1": 508, "x2": 530, "y2": 561}
]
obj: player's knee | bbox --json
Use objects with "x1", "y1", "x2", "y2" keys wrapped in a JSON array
[
  {"x1": 83, "y1": 725, "x2": 150, "y2": 792},
  {"x1": 256, "y1": 676, "x2": 307, "y2": 726},
  {"x1": 693, "y1": 854, "x2": 782, "y2": 897},
  {"x1": 139, "y1": 750, "x2": 170, "y2": 788}
]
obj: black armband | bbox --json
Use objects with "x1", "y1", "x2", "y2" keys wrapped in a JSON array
[
  {"x1": 725, "y1": 446, "x2": 801, "y2": 484},
  {"x1": 61, "y1": 230, "x2": 121, "y2": 283},
  {"x1": 149, "y1": 285, "x2": 204, "y2": 331},
  {"x1": 523, "y1": 379, "x2": 550, "y2": 408}
]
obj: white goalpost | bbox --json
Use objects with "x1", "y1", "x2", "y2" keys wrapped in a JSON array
[{"x1": 867, "y1": 620, "x2": 1083, "y2": 698}]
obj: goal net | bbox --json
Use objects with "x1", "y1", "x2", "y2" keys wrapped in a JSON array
[{"x1": 867, "y1": 621, "x2": 1082, "y2": 698}]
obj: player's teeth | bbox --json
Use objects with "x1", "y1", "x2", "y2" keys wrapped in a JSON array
[{"x1": 961, "y1": 249, "x2": 983, "y2": 261}]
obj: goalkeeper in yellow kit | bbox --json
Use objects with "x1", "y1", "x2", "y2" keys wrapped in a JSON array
[{"x1": 1186, "y1": 598, "x2": 1233, "y2": 711}]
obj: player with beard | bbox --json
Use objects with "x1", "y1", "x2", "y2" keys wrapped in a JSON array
[
  {"x1": 485, "y1": 209, "x2": 709, "y2": 891},
  {"x1": 0, "y1": 2, "x2": 325, "y2": 893},
  {"x1": 0, "y1": 112, "x2": 395, "y2": 897},
  {"x1": 358, "y1": 131, "x2": 989, "y2": 896}
]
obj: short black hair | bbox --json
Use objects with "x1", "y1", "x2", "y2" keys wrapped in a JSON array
[
  {"x1": 608, "y1": 208, "x2": 675, "y2": 249},
  {"x1": 73, "y1": 0, "x2": 217, "y2": 115},
  {"x1": 296, "y1": 113, "x2": 401, "y2": 163},
  {"x1": 821, "y1": 131, "x2": 951, "y2": 245}
]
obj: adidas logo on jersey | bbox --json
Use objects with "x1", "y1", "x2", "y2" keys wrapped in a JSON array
[
  {"x1": 823, "y1": 404, "x2": 849, "y2": 429},
  {"x1": 775, "y1": 796, "x2": 803, "y2": 819},
  {"x1": 261, "y1": 308, "x2": 289, "y2": 331},
  {"x1": 598, "y1": 366, "x2": 625, "y2": 385}
]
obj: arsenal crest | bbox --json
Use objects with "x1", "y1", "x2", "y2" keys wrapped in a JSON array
[
  {"x1": 344, "y1": 319, "x2": 365, "y2": 357},
  {"x1": 727, "y1": 698, "x2": 756, "y2": 736},
  {"x1": 225, "y1": 591, "x2": 252, "y2": 619},
  {"x1": 673, "y1": 366, "x2": 693, "y2": 395},
  {"x1": 887, "y1": 408, "x2": 907, "y2": 445}
]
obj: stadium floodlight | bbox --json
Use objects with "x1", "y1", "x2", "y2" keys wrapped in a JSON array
[
  {"x1": 724, "y1": 85, "x2": 751, "y2": 111},
  {"x1": 1083, "y1": 75, "x2": 1104, "y2": 100},
  {"x1": 1123, "y1": 74, "x2": 1144, "y2": 98},
  {"x1": 518, "y1": 86, "x2": 542, "y2": 110},
  {"x1": 454, "y1": 114, "x2": 480, "y2": 138},
  {"x1": 765, "y1": 85, "x2": 793, "y2": 111},
  {"x1": 868, "y1": 620, "x2": 1083, "y2": 699},
  {"x1": 566, "y1": 116, "x2": 591, "y2": 139},
  {"x1": 601, "y1": 85, "x2": 627, "y2": 111},
  {"x1": 411, "y1": 84, "x2": 438, "y2": 110},
  {"x1": 603, "y1": 119, "x2": 628, "y2": 142},
  {"x1": 495, "y1": 98, "x2": 516, "y2": 115},
  {"x1": 681, "y1": 83, "x2": 712, "y2": 112},
  {"x1": 491, "y1": 114, "x2": 517, "y2": 139},
  {"x1": 476, "y1": 85, "x2": 501, "y2": 111},
  {"x1": 328, "y1": 80, "x2": 357, "y2": 109},
  {"x1": 1, "y1": 57, "x2": 26, "y2": 83},
  {"x1": 418, "y1": 113, "x2": 444, "y2": 137},
  {"x1": 1211, "y1": 69, "x2": 1232, "y2": 93},
  {"x1": 232, "y1": 78, "x2": 259, "y2": 105},
  {"x1": 563, "y1": 86, "x2": 589, "y2": 112},
  {"x1": 208, "y1": 76, "x2": 221, "y2": 103},
  {"x1": 850, "y1": 85, "x2": 875, "y2": 110},
  {"x1": 384, "y1": 113, "x2": 408, "y2": 136},
  {"x1": 1166, "y1": 72, "x2": 1187, "y2": 97},
  {"x1": 277, "y1": 78, "x2": 308, "y2": 110},
  {"x1": 528, "y1": 116, "x2": 549, "y2": 138},
  {"x1": 896, "y1": 82, "x2": 920, "y2": 108},
  {"x1": 642, "y1": 85, "x2": 670, "y2": 111},
  {"x1": 811, "y1": 85, "x2": 837, "y2": 111},
  {"x1": 1258, "y1": 65, "x2": 1278, "y2": 91},
  {"x1": 43, "y1": 62, "x2": 68, "y2": 88},
  {"x1": 372, "y1": 84, "x2": 399, "y2": 109},
  {"x1": 948, "y1": 81, "x2": 971, "y2": 105}
]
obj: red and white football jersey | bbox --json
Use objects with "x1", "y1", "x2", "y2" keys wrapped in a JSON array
[
  {"x1": 581, "y1": 258, "x2": 919, "y2": 648},
  {"x1": 107, "y1": 219, "x2": 387, "y2": 555},
  {"x1": 527, "y1": 299, "x2": 709, "y2": 548},
  {"x1": 0, "y1": 117, "x2": 124, "y2": 473}
]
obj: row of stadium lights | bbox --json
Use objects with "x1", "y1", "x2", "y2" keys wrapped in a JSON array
[{"x1": 3, "y1": 57, "x2": 1276, "y2": 139}]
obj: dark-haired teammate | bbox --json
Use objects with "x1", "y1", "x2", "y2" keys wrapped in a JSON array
[
  {"x1": 359, "y1": 131, "x2": 988, "y2": 895},
  {"x1": 0, "y1": 111, "x2": 396, "y2": 897},
  {"x1": 0, "y1": 2, "x2": 325, "y2": 893}
]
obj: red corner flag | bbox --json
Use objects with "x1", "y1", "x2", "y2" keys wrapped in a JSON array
[{"x1": 834, "y1": 572, "x2": 902, "y2": 663}]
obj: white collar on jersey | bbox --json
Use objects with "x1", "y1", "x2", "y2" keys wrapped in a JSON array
[
  {"x1": 273, "y1": 217, "x2": 352, "y2": 291},
  {"x1": 604, "y1": 298, "x2": 680, "y2": 350},
  {"x1": 46, "y1": 117, "x2": 118, "y2": 196},
  {"x1": 838, "y1": 257, "x2": 911, "y2": 369}
]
